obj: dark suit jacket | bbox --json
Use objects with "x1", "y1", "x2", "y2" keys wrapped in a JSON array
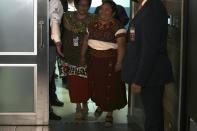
[{"x1": 122, "y1": 0, "x2": 173, "y2": 87}]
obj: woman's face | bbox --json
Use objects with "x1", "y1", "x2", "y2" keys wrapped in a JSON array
[
  {"x1": 77, "y1": 0, "x2": 89, "y2": 15},
  {"x1": 99, "y1": 3, "x2": 113, "y2": 21}
]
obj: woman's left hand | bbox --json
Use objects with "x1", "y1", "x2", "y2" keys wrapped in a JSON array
[{"x1": 115, "y1": 62, "x2": 122, "y2": 72}]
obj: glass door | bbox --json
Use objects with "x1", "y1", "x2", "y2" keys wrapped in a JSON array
[{"x1": 0, "y1": 0, "x2": 49, "y2": 125}]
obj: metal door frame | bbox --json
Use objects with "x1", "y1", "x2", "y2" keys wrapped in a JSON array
[{"x1": 179, "y1": 0, "x2": 197, "y2": 130}]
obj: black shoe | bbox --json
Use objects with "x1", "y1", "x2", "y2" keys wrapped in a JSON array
[
  {"x1": 49, "y1": 111, "x2": 61, "y2": 120},
  {"x1": 51, "y1": 99, "x2": 64, "y2": 107}
]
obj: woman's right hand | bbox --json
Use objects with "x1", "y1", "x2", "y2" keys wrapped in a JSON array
[{"x1": 55, "y1": 42, "x2": 64, "y2": 58}]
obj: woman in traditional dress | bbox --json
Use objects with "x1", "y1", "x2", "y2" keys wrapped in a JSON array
[
  {"x1": 81, "y1": 1, "x2": 127, "y2": 127},
  {"x1": 61, "y1": 0, "x2": 95, "y2": 120}
]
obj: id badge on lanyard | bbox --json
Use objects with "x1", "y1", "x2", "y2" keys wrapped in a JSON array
[
  {"x1": 73, "y1": 36, "x2": 79, "y2": 47},
  {"x1": 130, "y1": 26, "x2": 135, "y2": 42}
]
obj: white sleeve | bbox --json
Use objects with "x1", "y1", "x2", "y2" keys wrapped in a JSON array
[
  {"x1": 49, "y1": 0, "x2": 64, "y2": 24},
  {"x1": 49, "y1": 0, "x2": 64, "y2": 42},
  {"x1": 51, "y1": 22, "x2": 61, "y2": 43}
]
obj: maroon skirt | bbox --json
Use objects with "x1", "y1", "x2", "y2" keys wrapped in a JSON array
[
  {"x1": 88, "y1": 49, "x2": 127, "y2": 111},
  {"x1": 68, "y1": 75, "x2": 90, "y2": 103},
  {"x1": 64, "y1": 64, "x2": 90, "y2": 103}
]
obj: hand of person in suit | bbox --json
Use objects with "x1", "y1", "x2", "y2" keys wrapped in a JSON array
[
  {"x1": 131, "y1": 83, "x2": 142, "y2": 94},
  {"x1": 55, "y1": 41, "x2": 64, "y2": 58}
]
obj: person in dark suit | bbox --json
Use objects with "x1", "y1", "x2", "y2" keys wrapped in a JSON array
[
  {"x1": 122, "y1": 0, "x2": 174, "y2": 130},
  {"x1": 95, "y1": 0, "x2": 129, "y2": 27}
]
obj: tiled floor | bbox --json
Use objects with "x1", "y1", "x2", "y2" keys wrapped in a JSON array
[{"x1": 50, "y1": 122, "x2": 141, "y2": 131}]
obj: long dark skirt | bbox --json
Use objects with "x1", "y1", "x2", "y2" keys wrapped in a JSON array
[{"x1": 88, "y1": 52, "x2": 127, "y2": 111}]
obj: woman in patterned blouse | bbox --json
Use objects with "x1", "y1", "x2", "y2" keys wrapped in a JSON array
[{"x1": 61, "y1": 0, "x2": 95, "y2": 120}]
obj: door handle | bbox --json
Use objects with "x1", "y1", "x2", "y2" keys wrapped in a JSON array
[{"x1": 38, "y1": 20, "x2": 45, "y2": 48}]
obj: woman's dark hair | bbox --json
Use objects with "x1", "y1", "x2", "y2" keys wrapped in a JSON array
[
  {"x1": 74, "y1": 0, "x2": 92, "y2": 9},
  {"x1": 102, "y1": 1, "x2": 117, "y2": 15}
]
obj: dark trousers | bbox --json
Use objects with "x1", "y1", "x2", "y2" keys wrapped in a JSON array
[
  {"x1": 49, "y1": 46, "x2": 58, "y2": 112},
  {"x1": 141, "y1": 86, "x2": 164, "y2": 131},
  {"x1": 49, "y1": 72, "x2": 58, "y2": 102}
]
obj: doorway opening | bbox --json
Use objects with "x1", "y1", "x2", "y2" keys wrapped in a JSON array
[{"x1": 49, "y1": 0, "x2": 135, "y2": 130}]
